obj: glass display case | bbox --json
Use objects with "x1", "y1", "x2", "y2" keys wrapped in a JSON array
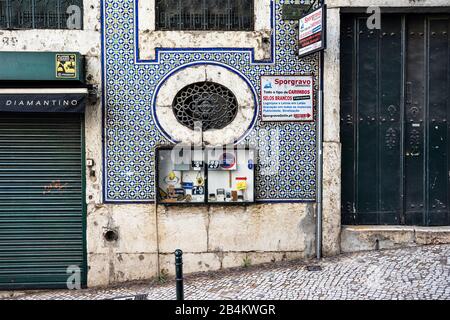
[{"x1": 156, "y1": 146, "x2": 255, "y2": 205}]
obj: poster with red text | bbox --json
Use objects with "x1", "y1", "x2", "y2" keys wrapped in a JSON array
[
  {"x1": 261, "y1": 75, "x2": 314, "y2": 122},
  {"x1": 298, "y1": 6, "x2": 325, "y2": 58}
]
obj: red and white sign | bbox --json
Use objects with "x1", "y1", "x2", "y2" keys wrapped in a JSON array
[
  {"x1": 261, "y1": 75, "x2": 314, "y2": 122},
  {"x1": 298, "y1": 6, "x2": 325, "y2": 57}
]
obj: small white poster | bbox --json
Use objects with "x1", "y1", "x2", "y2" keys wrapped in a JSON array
[
  {"x1": 261, "y1": 75, "x2": 314, "y2": 122},
  {"x1": 298, "y1": 6, "x2": 325, "y2": 57}
]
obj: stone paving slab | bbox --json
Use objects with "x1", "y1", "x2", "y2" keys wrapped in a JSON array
[{"x1": 2, "y1": 245, "x2": 450, "y2": 300}]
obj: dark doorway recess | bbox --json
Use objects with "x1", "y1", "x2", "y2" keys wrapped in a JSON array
[{"x1": 341, "y1": 13, "x2": 450, "y2": 226}]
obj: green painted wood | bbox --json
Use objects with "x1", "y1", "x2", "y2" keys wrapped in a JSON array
[
  {"x1": 0, "y1": 52, "x2": 83, "y2": 81},
  {"x1": 0, "y1": 113, "x2": 86, "y2": 289}
]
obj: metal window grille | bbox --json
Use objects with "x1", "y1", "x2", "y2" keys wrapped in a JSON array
[
  {"x1": 0, "y1": 0, "x2": 82, "y2": 29},
  {"x1": 156, "y1": 0, "x2": 254, "y2": 31},
  {"x1": 173, "y1": 82, "x2": 239, "y2": 131}
]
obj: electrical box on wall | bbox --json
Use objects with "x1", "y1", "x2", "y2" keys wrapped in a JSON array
[{"x1": 156, "y1": 146, "x2": 255, "y2": 205}]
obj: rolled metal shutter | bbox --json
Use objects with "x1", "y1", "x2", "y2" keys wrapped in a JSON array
[{"x1": 0, "y1": 113, "x2": 86, "y2": 289}]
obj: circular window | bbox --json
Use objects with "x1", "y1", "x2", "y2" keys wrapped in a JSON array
[{"x1": 172, "y1": 81, "x2": 239, "y2": 131}]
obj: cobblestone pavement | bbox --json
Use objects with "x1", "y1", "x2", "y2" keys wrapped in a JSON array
[{"x1": 2, "y1": 245, "x2": 450, "y2": 300}]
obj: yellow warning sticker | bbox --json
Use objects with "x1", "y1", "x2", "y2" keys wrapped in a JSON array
[{"x1": 56, "y1": 54, "x2": 77, "y2": 79}]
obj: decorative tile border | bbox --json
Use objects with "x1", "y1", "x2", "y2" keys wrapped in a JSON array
[{"x1": 102, "y1": 0, "x2": 318, "y2": 202}]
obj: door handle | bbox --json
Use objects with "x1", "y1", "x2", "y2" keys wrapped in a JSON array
[{"x1": 406, "y1": 152, "x2": 420, "y2": 157}]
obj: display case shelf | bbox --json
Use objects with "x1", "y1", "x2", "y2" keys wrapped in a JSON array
[{"x1": 156, "y1": 146, "x2": 255, "y2": 205}]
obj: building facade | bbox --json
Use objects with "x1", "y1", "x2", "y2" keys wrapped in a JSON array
[{"x1": 0, "y1": 0, "x2": 449, "y2": 292}]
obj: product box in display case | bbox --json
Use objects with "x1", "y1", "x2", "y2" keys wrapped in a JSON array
[
  {"x1": 157, "y1": 146, "x2": 206, "y2": 204},
  {"x1": 156, "y1": 146, "x2": 255, "y2": 205},
  {"x1": 206, "y1": 148, "x2": 255, "y2": 204}
]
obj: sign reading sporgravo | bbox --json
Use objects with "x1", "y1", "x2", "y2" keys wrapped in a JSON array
[{"x1": 261, "y1": 75, "x2": 314, "y2": 122}]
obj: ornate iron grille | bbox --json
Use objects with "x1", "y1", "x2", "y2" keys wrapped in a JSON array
[
  {"x1": 172, "y1": 82, "x2": 239, "y2": 131},
  {"x1": 156, "y1": 0, "x2": 254, "y2": 31},
  {"x1": 0, "y1": 0, "x2": 82, "y2": 29}
]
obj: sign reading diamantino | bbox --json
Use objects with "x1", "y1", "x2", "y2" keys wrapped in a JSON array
[{"x1": 261, "y1": 75, "x2": 314, "y2": 122}]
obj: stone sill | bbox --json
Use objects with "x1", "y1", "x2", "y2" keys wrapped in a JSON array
[{"x1": 341, "y1": 225, "x2": 450, "y2": 253}]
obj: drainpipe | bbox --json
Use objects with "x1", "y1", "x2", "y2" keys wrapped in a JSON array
[
  {"x1": 316, "y1": 8, "x2": 326, "y2": 259},
  {"x1": 316, "y1": 37, "x2": 325, "y2": 260}
]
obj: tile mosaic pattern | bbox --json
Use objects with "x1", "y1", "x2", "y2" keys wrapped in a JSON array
[{"x1": 103, "y1": 0, "x2": 319, "y2": 202}]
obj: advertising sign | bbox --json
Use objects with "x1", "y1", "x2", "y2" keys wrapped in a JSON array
[
  {"x1": 298, "y1": 6, "x2": 326, "y2": 58},
  {"x1": 261, "y1": 75, "x2": 314, "y2": 122},
  {"x1": 56, "y1": 54, "x2": 77, "y2": 79}
]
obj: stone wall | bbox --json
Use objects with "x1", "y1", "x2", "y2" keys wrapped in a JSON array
[
  {"x1": 87, "y1": 202, "x2": 316, "y2": 286},
  {"x1": 341, "y1": 226, "x2": 450, "y2": 252}
]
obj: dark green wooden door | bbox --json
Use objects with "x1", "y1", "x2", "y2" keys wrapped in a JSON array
[
  {"x1": 341, "y1": 14, "x2": 450, "y2": 226},
  {"x1": 0, "y1": 113, "x2": 87, "y2": 289}
]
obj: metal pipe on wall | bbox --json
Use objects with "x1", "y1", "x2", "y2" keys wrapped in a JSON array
[
  {"x1": 316, "y1": 17, "x2": 325, "y2": 260},
  {"x1": 316, "y1": 51, "x2": 324, "y2": 259}
]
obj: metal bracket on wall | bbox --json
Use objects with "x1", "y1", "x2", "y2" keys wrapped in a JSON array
[
  {"x1": 282, "y1": 3, "x2": 311, "y2": 20},
  {"x1": 282, "y1": 0, "x2": 322, "y2": 20}
]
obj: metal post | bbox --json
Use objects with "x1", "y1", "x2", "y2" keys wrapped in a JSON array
[
  {"x1": 175, "y1": 249, "x2": 184, "y2": 300},
  {"x1": 316, "y1": 45, "x2": 324, "y2": 260}
]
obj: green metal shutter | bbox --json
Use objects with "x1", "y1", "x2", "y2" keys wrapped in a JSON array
[{"x1": 0, "y1": 113, "x2": 86, "y2": 289}]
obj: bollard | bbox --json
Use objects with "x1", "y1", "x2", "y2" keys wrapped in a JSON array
[{"x1": 175, "y1": 249, "x2": 184, "y2": 300}]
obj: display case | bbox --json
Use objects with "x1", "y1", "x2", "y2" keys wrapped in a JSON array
[
  {"x1": 156, "y1": 146, "x2": 255, "y2": 205},
  {"x1": 205, "y1": 148, "x2": 255, "y2": 204}
]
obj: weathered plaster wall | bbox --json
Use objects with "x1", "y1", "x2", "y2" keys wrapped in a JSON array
[
  {"x1": 86, "y1": 202, "x2": 316, "y2": 286},
  {"x1": 322, "y1": 7, "x2": 341, "y2": 256},
  {"x1": 87, "y1": 204, "x2": 159, "y2": 284}
]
